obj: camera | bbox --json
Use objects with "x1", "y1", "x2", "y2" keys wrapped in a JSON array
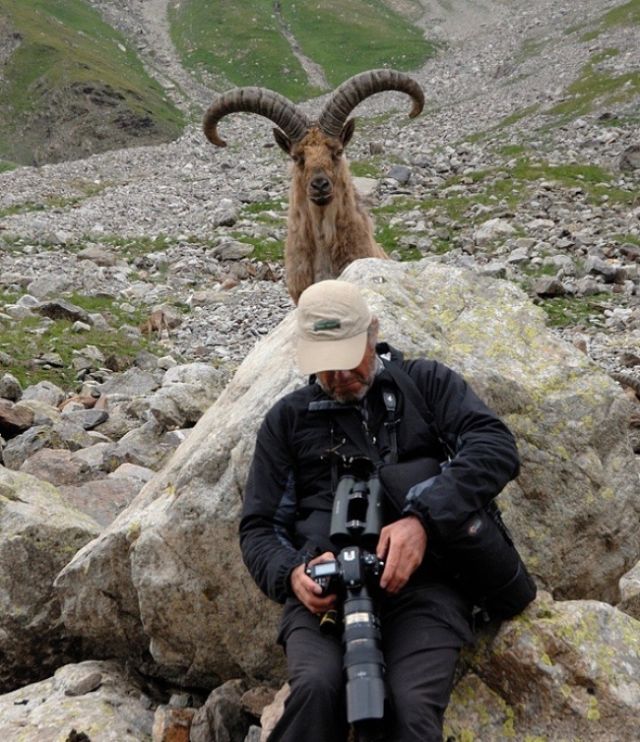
[
  {"x1": 307, "y1": 547, "x2": 383, "y2": 597},
  {"x1": 305, "y1": 475, "x2": 387, "y2": 728}
]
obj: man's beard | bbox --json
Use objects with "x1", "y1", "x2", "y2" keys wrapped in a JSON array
[
  {"x1": 318, "y1": 377, "x2": 371, "y2": 404},
  {"x1": 316, "y1": 353, "x2": 378, "y2": 404}
]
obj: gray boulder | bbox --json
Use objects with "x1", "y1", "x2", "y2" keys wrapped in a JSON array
[
  {"x1": 0, "y1": 398, "x2": 33, "y2": 438},
  {"x1": 618, "y1": 559, "x2": 640, "y2": 619},
  {"x1": 21, "y1": 379, "x2": 65, "y2": 407},
  {"x1": 54, "y1": 259, "x2": 640, "y2": 687},
  {"x1": 19, "y1": 448, "x2": 95, "y2": 486},
  {"x1": 34, "y1": 298, "x2": 92, "y2": 324},
  {"x1": 0, "y1": 373, "x2": 21, "y2": 402},
  {"x1": 114, "y1": 419, "x2": 186, "y2": 470},
  {"x1": 0, "y1": 466, "x2": 100, "y2": 692},
  {"x1": 473, "y1": 218, "x2": 516, "y2": 245},
  {"x1": 149, "y1": 362, "x2": 226, "y2": 429},
  {"x1": 190, "y1": 679, "x2": 251, "y2": 742},
  {"x1": 0, "y1": 660, "x2": 155, "y2": 741},
  {"x1": 2, "y1": 421, "x2": 95, "y2": 470},
  {"x1": 98, "y1": 367, "x2": 161, "y2": 401},
  {"x1": 444, "y1": 592, "x2": 640, "y2": 740},
  {"x1": 59, "y1": 477, "x2": 144, "y2": 528}
]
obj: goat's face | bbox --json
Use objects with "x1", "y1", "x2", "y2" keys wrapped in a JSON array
[{"x1": 274, "y1": 120, "x2": 356, "y2": 208}]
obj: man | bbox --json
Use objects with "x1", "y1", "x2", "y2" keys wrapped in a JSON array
[{"x1": 240, "y1": 280, "x2": 521, "y2": 741}]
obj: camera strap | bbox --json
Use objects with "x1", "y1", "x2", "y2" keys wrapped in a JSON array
[
  {"x1": 324, "y1": 382, "x2": 400, "y2": 498},
  {"x1": 380, "y1": 359, "x2": 455, "y2": 460}
]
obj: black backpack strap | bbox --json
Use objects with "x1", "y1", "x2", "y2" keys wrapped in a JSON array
[{"x1": 381, "y1": 359, "x2": 454, "y2": 459}]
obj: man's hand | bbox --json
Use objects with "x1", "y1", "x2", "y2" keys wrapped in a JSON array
[
  {"x1": 290, "y1": 552, "x2": 338, "y2": 614},
  {"x1": 376, "y1": 516, "x2": 427, "y2": 594}
]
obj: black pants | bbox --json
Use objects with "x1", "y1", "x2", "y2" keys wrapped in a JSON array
[{"x1": 269, "y1": 583, "x2": 472, "y2": 742}]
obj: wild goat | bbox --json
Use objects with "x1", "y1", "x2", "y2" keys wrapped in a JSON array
[{"x1": 203, "y1": 69, "x2": 424, "y2": 303}]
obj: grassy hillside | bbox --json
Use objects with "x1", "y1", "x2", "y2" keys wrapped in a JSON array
[
  {"x1": 281, "y1": 0, "x2": 432, "y2": 88},
  {"x1": 0, "y1": 0, "x2": 185, "y2": 167},
  {"x1": 169, "y1": 0, "x2": 434, "y2": 100}
]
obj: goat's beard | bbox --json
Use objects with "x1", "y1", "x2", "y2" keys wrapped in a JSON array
[{"x1": 309, "y1": 194, "x2": 333, "y2": 206}]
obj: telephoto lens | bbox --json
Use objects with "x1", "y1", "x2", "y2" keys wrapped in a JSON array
[
  {"x1": 343, "y1": 591, "x2": 385, "y2": 723},
  {"x1": 339, "y1": 546, "x2": 386, "y2": 724}
]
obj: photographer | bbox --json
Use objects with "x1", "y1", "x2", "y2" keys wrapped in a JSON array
[{"x1": 239, "y1": 280, "x2": 525, "y2": 742}]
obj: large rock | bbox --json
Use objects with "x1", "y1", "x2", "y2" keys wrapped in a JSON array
[
  {"x1": 54, "y1": 260, "x2": 640, "y2": 686},
  {"x1": 618, "y1": 558, "x2": 640, "y2": 619},
  {"x1": 19, "y1": 447, "x2": 95, "y2": 486},
  {"x1": 0, "y1": 660, "x2": 155, "y2": 741},
  {"x1": 3, "y1": 421, "x2": 95, "y2": 469},
  {"x1": 148, "y1": 362, "x2": 226, "y2": 430},
  {"x1": 59, "y1": 477, "x2": 144, "y2": 527},
  {"x1": 190, "y1": 678, "x2": 252, "y2": 742},
  {"x1": 444, "y1": 592, "x2": 640, "y2": 740},
  {"x1": 0, "y1": 466, "x2": 101, "y2": 692}
]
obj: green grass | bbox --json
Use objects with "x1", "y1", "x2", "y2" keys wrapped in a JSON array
[
  {"x1": 169, "y1": 0, "x2": 433, "y2": 101},
  {"x1": 97, "y1": 235, "x2": 175, "y2": 261},
  {"x1": 498, "y1": 144, "x2": 527, "y2": 157},
  {"x1": 582, "y1": 0, "x2": 640, "y2": 39},
  {"x1": 613, "y1": 233, "x2": 640, "y2": 246},
  {"x1": 0, "y1": 180, "x2": 108, "y2": 218},
  {"x1": 545, "y1": 48, "x2": 640, "y2": 121},
  {"x1": 0, "y1": 0, "x2": 184, "y2": 164},
  {"x1": 350, "y1": 158, "x2": 384, "y2": 178},
  {"x1": 373, "y1": 223, "x2": 423, "y2": 260},
  {"x1": 0, "y1": 159, "x2": 18, "y2": 173},
  {"x1": 599, "y1": 0, "x2": 640, "y2": 28},
  {"x1": 436, "y1": 157, "x2": 635, "y2": 213},
  {"x1": 369, "y1": 155, "x2": 635, "y2": 261},
  {"x1": 572, "y1": 0, "x2": 640, "y2": 41},
  {"x1": 0, "y1": 293, "x2": 154, "y2": 388},
  {"x1": 281, "y1": 0, "x2": 434, "y2": 89},
  {"x1": 537, "y1": 294, "x2": 613, "y2": 328},
  {"x1": 241, "y1": 200, "x2": 287, "y2": 216},
  {"x1": 169, "y1": 0, "x2": 319, "y2": 101},
  {"x1": 233, "y1": 235, "x2": 284, "y2": 262},
  {"x1": 515, "y1": 38, "x2": 548, "y2": 64}
]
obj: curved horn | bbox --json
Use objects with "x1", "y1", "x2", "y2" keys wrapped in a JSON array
[
  {"x1": 203, "y1": 87, "x2": 310, "y2": 147},
  {"x1": 318, "y1": 69, "x2": 424, "y2": 139}
]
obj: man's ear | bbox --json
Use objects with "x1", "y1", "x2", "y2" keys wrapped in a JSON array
[
  {"x1": 273, "y1": 128, "x2": 292, "y2": 155},
  {"x1": 340, "y1": 118, "x2": 356, "y2": 147}
]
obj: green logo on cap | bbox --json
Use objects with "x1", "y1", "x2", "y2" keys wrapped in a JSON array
[{"x1": 313, "y1": 319, "x2": 341, "y2": 331}]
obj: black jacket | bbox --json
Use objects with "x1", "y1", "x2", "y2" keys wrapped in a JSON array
[{"x1": 239, "y1": 344, "x2": 520, "y2": 604}]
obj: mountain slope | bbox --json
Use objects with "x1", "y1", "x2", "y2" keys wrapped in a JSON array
[
  {"x1": 168, "y1": 0, "x2": 435, "y2": 101},
  {"x1": 0, "y1": 0, "x2": 185, "y2": 166}
]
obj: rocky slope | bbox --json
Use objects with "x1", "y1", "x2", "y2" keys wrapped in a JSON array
[
  {"x1": 0, "y1": 0, "x2": 639, "y2": 739},
  {"x1": 1, "y1": 0, "x2": 638, "y2": 394}
]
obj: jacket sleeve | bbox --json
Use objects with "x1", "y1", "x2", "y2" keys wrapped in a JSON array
[
  {"x1": 239, "y1": 400, "x2": 306, "y2": 604},
  {"x1": 401, "y1": 359, "x2": 520, "y2": 540}
]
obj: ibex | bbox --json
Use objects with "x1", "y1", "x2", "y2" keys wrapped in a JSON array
[{"x1": 203, "y1": 69, "x2": 424, "y2": 303}]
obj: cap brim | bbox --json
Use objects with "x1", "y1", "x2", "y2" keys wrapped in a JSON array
[{"x1": 296, "y1": 331, "x2": 368, "y2": 375}]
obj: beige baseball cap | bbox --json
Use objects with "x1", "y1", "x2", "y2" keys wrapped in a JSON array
[{"x1": 296, "y1": 280, "x2": 372, "y2": 375}]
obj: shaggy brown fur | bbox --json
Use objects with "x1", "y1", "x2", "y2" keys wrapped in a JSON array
[
  {"x1": 139, "y1": 309, "x2": 171, "y2": 338},
  {"x1": 275, "y1": 125, "x2": 388, "y2": 304}
]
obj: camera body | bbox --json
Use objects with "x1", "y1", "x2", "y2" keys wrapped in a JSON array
[
  {"x1": 305, "y1": 474, "x2": 387, "y2": 726},
  {"x1": 306, "y1": 547, "x2": 383, "y2": 597}
]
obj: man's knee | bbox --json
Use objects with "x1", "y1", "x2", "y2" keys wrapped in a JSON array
[
  {"x1": 290, "y1": 660, "x2": 343, "y2": 702},
  {"x1": 385, "y1": 645, "x2": 459, "y2": 742},
  {"x1": 388, "y1": 694, "x2": 444, "y2": 742}
]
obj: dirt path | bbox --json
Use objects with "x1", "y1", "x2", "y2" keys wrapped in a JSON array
[
  {"x1": 136, "y1": 0, "x2": 213, "y2": 112},
  {"x1": 91, "y1": 0, "x2": 214, "y2": 114},
  {"x1": 273, "y1": 1, "x2": 330, "y2": 91}
]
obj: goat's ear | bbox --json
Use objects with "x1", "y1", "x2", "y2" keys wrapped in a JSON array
[
  {"x1": 340, "y1": 118, "x2": 356, "y2": 147},
  {"x1": 273, "y1": 128, "x2": 292, "y2": 155}
]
